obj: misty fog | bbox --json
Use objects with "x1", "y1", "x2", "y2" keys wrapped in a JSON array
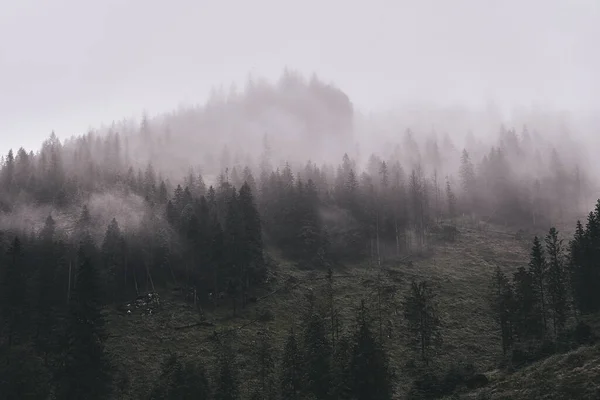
[{"x1": 3, "y1": 2, "x2": 600, "y2": 399}]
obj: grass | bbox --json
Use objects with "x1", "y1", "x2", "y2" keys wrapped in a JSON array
[
  {"x1": 461, "y1": 343, "x2": 600, "y2": 400},
  {"x1": 104, "y1": 220, "x2": 590, "y2": 399}
]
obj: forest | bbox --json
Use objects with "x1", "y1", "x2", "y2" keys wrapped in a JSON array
[{"x1": 1, "y1": 73, "x2": 599, "y2": 399}]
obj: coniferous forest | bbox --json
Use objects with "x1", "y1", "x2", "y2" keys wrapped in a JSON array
[{"x1": 1, "y1": 73, "x2": 600, "y2": 399}]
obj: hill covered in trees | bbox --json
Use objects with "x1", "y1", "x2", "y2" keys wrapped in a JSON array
[{"x1": 1, "y1": 72, "x2": 599, "y2": 399}]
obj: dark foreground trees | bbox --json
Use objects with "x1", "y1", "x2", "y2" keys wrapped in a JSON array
[
  {"x1": 491, "y1": 204, "x2": 600, "y2": 367},
  {"x1": 403, "y1": 281, "x2": 442, "y2": 365},
  {"x1": 350, "y1": 301, "x2": 393, "y2": 400},
  {"x1": 57, "y1": 236, "x2": 112, "y2": 400}
]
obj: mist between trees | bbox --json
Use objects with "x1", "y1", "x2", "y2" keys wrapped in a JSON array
[{"x1": 1, "y1": 71, "x2": 599, "y2": 399}]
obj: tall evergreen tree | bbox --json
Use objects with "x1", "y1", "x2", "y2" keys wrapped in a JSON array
[
  {"x1": 101, "y1": 218, "x2": 123, "y2": 303},
  {"x1": 238, "y1": 182, "x2": 264, "y2": 299},
  {"x1": 350, "y1": 301, "x2": 393, "y2": 400},
  {"x1": 459, "y1": 149, "x2": 476, "y2": 210},
  {"x1": 252, "y1": 329, "x2": 277, "y2": 400},
  {"x1": 1, "y1": 237, "x2": 28, "y2": 347},
  {"x1": 214, "y1": 343, "x2": 240, "y2": 400},
  {"x1": 0, "y1": 345, "x2": 51, "y2": 399},
  {"x1": 224, "y1": 188, "x2": 243, "y2": 315},
  {"x1": 302, "y1": 312, "x2": 332, "y2": 399},
  {"x1": 528, "y1": 236, "x2": 548, "y2": 335},
  {"x1": 545, "y1": 228, "x2": 569, "y2": 336},
  {"x1": 490, "y1": 267, "x2": 514, "y2": 355},
  {"x1": 35, "y1": 217, "x2": 66, "y2": 364},
  {"x1": 445, "y1": 176, "x2": 456, "y2": 220},
  {"x1": 329, "y1": 334, "x2": 353, "y2": 400},
  {"x1": 403, "y1": 281, "x2": 441, "y2": 364},
  {"x1": 570, "y1": 206, "x2": 600, "y2": 314},
  {"x1": 512, "y1": 267, "x2": 543, "y2": 342},
  {"x1": 57, "y1": 235, "x2": 111, "y2": 399},
  {"x1": 150, "y1": 353, "x2": 211, "y2": 400},
  {"x1": 280, "y1": 328, "x2": 303, "y2": 400}
]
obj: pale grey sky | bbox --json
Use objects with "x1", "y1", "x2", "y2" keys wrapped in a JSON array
[{"x1": 1, "y1": 0, "x2": 598, "y2": 153}]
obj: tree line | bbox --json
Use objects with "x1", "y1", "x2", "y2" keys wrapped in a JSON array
[
  {"x1": 0, "y1": 120, "x2": 597, "y2": 398},
  {"x1": 491, "y1": 200, "x2": 600, "y2": 366}
]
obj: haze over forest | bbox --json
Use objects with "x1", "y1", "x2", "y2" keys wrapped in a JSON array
[{"x1": 1, "y1": 1, "x2": 600, "y2": 399}]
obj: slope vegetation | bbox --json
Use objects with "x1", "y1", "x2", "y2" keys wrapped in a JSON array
[{"x1": 104, "y1": 219, "x2": 533, "y2": 399}]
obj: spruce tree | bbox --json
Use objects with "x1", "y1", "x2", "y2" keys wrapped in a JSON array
[
  {"x1": 329, "y1": 334, "x2": 353, "y2": 400},
  {"x1": 150, "y1": 353, "x2": 211, "y2": 400},
  {"x1": 280, "y1": 328, "x2": 303, "y2": 400},
  {"x1": 545, "y1": 228, "x2": 569, "y2": 336},
  {"x1": 101, "y1": 218, "x2": 123, "y2": 303},
  {"x1": 214, "y1": 343, "x2": 240, "y2": 400},
  {"x1": 224, "y1": 188, "x2": 243, "y2": 315},
  {"x1": 253, "y1": 329, "x2": 277, "y2": 400},
  {"x1": 76, "y1": 205, "x2": 92, "y2": 234},
  {"x1": 490, "y1": 267, "x2": 514, "y2": 354},
  {"x1": 403, "y1": 281, "x2": 441, "y2": 364},
  {"x1": 528, "y1": 236, "x2": 547, "y2": 335},
  {"x1": 459, "y1": 149, "x2": 476, "y2": 209},
  {"x1": 569, "y1": 220, "x2": 587, "y2": 314},
  {"x1": 302, "y1": 312, "x2": 332, "y2": 399},
  {"x1": 35, "y1": 218, "x2": 65, "y2": 364},
  {"x1": 350, "y1": 301, "x2": 393, "y2": 400},
  {"x1": 445, "y1": 176, "x2": 456, "y2": 220},
  {"x1": 239, "y1": 181, "x2": 264, "y2": 296},
  {"x1": 570, "y1": 207, "x2": 600, "y2": 314},
  {"x1": 0, "y1": 345, "x2": 51, "y2": 399},
  {"x1": 1, "y1": 237, "x2": 28, "y2": 347},
  {"x1": 57, "y1": 235, "x2": 111, "y2": 399},
  {"x1": 512, "y1": 267, "x2": 543, "y2": 342}
]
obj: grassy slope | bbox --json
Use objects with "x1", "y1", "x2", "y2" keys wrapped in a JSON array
[
  {"x1": 103, "y1": 221, "x2": 564, "y2": 399},
  {"x1": 460, "y1": 343, "x2": 600, "y2": 400}
]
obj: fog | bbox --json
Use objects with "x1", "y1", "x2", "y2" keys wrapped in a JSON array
[
  {"x1": 3, "y1": 5, "x2": 600, "y2": 396},
  {"x1": 1, "y1": 0, "x2": 599, "y2": 154},
  {"x1": 1, "y1": 0, "x2": 600, "y2": 243}
]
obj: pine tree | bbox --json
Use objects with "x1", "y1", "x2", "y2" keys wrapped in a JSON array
[
  {"x1": 350, "y1": 301, "x2": 393, "y2": 400},
  {"x1": 35, "y1": 218, "x2": 66, "y2": 364},
  {"x1": 239, "y1": 182, "x2": 264, "y2": 301},
  {"x1": 214, "y1": 343, "x2": 240, "y2": 400},
  {"x1": 459, "y1": 149, "x2": 476, "y2": 210},
  {"x1": 280, "y1": 328, "x2": 303, "y2": 400},
  {"x1": 0, "y1": 345, "x2": 51, "y2": 399},
  {"x1": 545, "y1": 228, "x2": 569, "y2": 336},
  {"x1": 157, "y1": 180, "x2": 168, "y2": 204},
  {"x1": 76, "y1": 205, "x2": 92, "y2": 235},
  {"x1": 570, "y1": 207, "x2": 600, "y2": 314},
  {"x1": 329, "y1": 334, "x2": 353, "y2": 400},
  {"x1": 403, "y1": 281, "x2": 442, "y2": 364},
  {"x1": 528, "y1": 236, "x2": 547, "y2": 335},
  {"x1": 1, "y1": 237, "x2": 29, "y2": 347},
  {"x1": 1, "y1": 149, "x2": 15, "y2": 192},
  {"x1": 445, "y1": 176, "x2": 456, "y2": 220},
  {"x1": 512, "y1": 267, "x2": 543, "y2": 342},
  {"x1": 302, "y1": 312, "x2": 332, "y2": 399},
  {"x1": 224, "y1": 188, "x2": 243, "y2": 315},
  {"x1": 150, "y1": 353, "x2": 211, "y2": 400},
  {"x1": 253, "y1": 329, "x2": 277, "y2": 400},
  {"x1": 208, "y1": 212, "x2": 225, "y2": 304},
  {"x1": 166, "y1": 200, "x2": 178, "y2": 226},
  {"x1": 490, "y1": 267, "x2": 514, "y2": 355},
  {"x1": 57, "y1": 235, "x2": 111, "y2": 399},
  {"x1": 101, "y1": 218, "x2": 123, "y2": 303}
]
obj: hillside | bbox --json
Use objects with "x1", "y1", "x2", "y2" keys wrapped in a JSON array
[
  {"x1": 103, "y1": 218, "x2": 534, "y2": 399},
  {"x1": 2, "y1": 73, "x2": 599, "y2": 400},
  {"x1": 462, "y1": 342, "x2": 600, "y2": 400}
]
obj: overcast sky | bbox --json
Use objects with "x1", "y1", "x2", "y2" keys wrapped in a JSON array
[{"x1": 1, "y1": 0, "x2": 598, "y2": 153}]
